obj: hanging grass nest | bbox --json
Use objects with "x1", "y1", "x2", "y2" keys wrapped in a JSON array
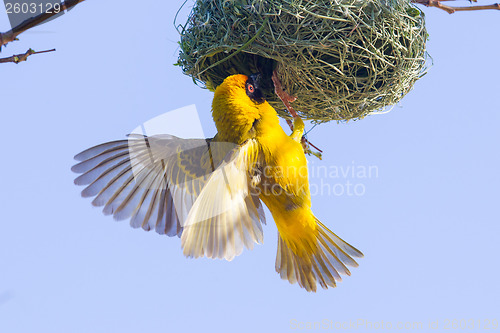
[{"x1": 176, "y1": 0, "x2": 428, "y2": 122}]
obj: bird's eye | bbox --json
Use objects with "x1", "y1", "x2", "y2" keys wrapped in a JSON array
[{"x1": 245, "y1": 77, "x2": 265, "y2": 104}]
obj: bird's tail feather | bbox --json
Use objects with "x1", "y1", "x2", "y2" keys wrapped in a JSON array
[{"x1": 275, "y1": 218, "x2": 363, "y2": 292}]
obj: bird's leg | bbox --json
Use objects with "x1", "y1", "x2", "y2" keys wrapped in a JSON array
[
  {"x1": 289, "y1": 117, "x2": 305, "y2": 143},
  {"x1": 272, "y1": 70, "x2": 298, "y2": 118},
  {"x1": 272, "y1": 70, "x2": 323, "y2": 159}
]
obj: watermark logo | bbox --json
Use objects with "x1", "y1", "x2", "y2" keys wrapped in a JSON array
[
  {"x1": 308, "y1": 160, "x2": 379, "y2": 197},
  {"x1": 127, "y1": 105, "x2": 240, "y2": 227},
  {"x1": 3, "y1": 0, "x2": 77, "y2": 29},
  {"x1": 289, "y1": 318, "x2": 499, "y2": 331},
  {"x1": 124, "y1": 105, "x2": 378, "y2": 226}
]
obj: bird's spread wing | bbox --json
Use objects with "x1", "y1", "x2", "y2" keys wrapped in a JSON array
[
  {"x1": 181, "y1": 138, "x2": 265, "y2": 261},
  {"x1": 72, "y1": 135, "x2": 266, "y2": 260}
]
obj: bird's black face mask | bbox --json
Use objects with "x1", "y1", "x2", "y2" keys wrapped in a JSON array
[{"x1": 245, "y1": 74, "x2": 265, "y2": 104}]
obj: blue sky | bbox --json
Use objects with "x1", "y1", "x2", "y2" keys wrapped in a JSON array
[{"x1": 1, "y1": 1, "x2": 499, "y2": 332}]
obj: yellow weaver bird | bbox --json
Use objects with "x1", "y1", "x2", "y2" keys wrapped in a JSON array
[{"x1": 72, "y1": 74, "x2": 363, "y2": 292}]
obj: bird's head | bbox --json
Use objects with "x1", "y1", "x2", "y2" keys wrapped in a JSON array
[{"x1": 212, "y1": 74, "x2": 277, "y2": 143}]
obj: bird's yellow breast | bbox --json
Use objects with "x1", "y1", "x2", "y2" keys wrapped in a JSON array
[{"x1": 211, "y1": 74, "x2": 316, "y2": 252}]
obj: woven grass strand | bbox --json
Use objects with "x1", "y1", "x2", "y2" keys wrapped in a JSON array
[{"x1": 177, "y1": 0, "x2": 428, "y2": 123}]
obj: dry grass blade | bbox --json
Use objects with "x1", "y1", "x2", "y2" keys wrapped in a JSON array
[{"x1": 176, "y1": 0, "x2": 428, "y2": 123}]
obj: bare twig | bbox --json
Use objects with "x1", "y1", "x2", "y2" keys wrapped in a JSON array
[
  {"x1": 0, "y1": 48, "x2": 56, "y2": 63},
  {"x1": 412, "y1": 0, "x2": 500, "y2": 14},
  {"x1": 0, "y1": 0, "x2": 85, "y2": 50}
]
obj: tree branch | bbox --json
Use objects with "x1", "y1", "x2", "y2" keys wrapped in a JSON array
[
  {"x1": 0, "y1": 48, "x2": 56, "y2": 63},
  {"x1": 412, "y1": 0, "x2": 500, "y2": 14},
  {"x1": 0, "y1": 0, "x2": 85, "y2": 50}
]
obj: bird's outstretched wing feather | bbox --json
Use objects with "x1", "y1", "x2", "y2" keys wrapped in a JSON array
[
  {"x1": 181, "y1": 138, "x2": 265, "y2": 261},
  {"x1": 72, "y1": 135, "x2": 266, "y2": 258}
]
